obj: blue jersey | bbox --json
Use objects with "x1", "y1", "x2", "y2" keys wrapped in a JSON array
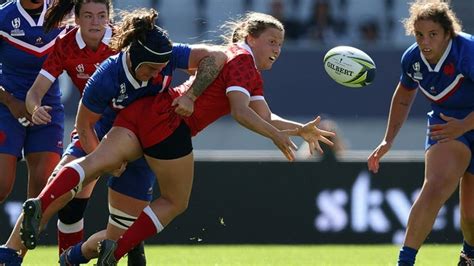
[
  {"x1": 400, "y1": 32, "x2": 474, "y2": 119},
  {"x1": 82, "y1": 43, "x2": 191, "y2": 138},
  {"x1": 0, "y1": 0, "x2": 66, "y2": 106}
]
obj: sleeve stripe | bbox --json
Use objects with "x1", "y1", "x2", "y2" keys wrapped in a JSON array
[
  {"x1": 250, "y1": 95, "x2": 264, "y2": 101},
  {"x1": 39, "y1": 69, "x2": 56, "y2": 82},
  {"x1": 226, "y1": 86, "x2": 250, "y2": 97}
]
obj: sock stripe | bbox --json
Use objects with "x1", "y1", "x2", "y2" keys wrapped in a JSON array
[
  {"x1": 143, "y1": 206, "x2": 164, "y2": 232},
  {"x1": 66, "y1": 162, "x2": 85, "y2": 183},
  {"x1": 57, "y1": 219, "x2": 84, "y2": 233}
]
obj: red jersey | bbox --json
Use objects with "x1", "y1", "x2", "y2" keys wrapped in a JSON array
[
  {"x1": 115, "y1": 43, "x2": 265, "y2": 148},
  {"x1": 40, "y1": 26, "x2": 115, "y2": 93},
  {"x1": 183, "y1": 43, "x2": 264, "y2": 135}
]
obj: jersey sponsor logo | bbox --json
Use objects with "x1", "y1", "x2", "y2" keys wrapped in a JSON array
[
  {"x1": 75, "y1": 64, "x2": 90, "y2": 79},
  {"x1": 10, "y1": 17, "x2": 25, "y2": 37},
  {"x1": 35, "y1": 36, "x2": 43, "y2": 45}
]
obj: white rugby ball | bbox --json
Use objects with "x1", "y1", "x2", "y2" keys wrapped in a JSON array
[{"x1": 323, "y1": 46, "x2": 376, "y2": 88}]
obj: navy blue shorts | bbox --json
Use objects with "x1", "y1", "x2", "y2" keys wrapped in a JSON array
[
  {"x1": 426, "y1": 111, "x2": 474, "y2": 174},
  {"x1": 0, "y1": 105, "x2": 64, "y2": 157},
  {"x1": 64, "y1": 131, "x2": 155, "y2": 201},
  {"x1": 107, "y1": 156, "x2": 155, "y2": 202}
]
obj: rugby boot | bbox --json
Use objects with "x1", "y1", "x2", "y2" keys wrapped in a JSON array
[{"x1": 20, "y1": 198, "x2": 42, "y2": 249}]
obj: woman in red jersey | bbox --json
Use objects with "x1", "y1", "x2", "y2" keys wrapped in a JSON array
[{"x1": 20, "y1": 12, "x2": 335, "y2": 264}]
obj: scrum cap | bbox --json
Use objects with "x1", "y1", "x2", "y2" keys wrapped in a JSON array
[{"x1": 129, "y1": 25, "x2": 172, "y2": 73}]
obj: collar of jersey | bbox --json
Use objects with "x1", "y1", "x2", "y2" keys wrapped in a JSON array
[
  {"x1": 76, "y1": 26, "x2": 113, "y2": 49},
  {"x1": 420, "y1": 39, "x2": 452, "y2": 72},
  {"x1": 237, "y1": 42, "x2": 257, "y2": 68},
  {"x1": 16, "y1": 0, "x2": 47, "y2": 27},
  {"x1": 121, "y1": 51, "x2": 148, "y2": 89}
]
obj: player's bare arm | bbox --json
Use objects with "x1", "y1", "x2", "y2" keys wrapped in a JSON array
[{"x1": 173, "y1": 48, "x2": 226, "y2": 116}]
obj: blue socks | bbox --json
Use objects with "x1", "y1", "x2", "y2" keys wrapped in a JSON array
[
  {"x1": 67, "y1": 242, "x2": 89, "y2": 264},
  {"x1": 398, "y1": 246, "x2": 418, "y2": 266},
  {"x1": 463, "y1": 241, "x2": 474, "y2": 258}
]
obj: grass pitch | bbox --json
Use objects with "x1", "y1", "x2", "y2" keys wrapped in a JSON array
[{"x1": 22, "y1": 244, "x2": 460, "y2": 265}]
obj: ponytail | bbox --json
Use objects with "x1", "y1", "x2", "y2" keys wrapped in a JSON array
[{"x1": 44, "y1": 0, "x2": 75, "y2": 32}]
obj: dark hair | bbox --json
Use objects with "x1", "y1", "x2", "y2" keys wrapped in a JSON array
[
  {"x1": 403, "y1": 0, "x2": 462, "y2": 38},
  {"x1": 221, "y1": 12, "x2": 284, "y2": 46},
  {"x1": 44, "y1": 0, "x2": 112, "y2": 32},
  {"x1": 109, "y1": 8, "x2": 164, "y2": 51}
]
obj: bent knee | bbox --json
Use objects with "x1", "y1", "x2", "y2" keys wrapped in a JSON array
[{"x1": 164, "y1": 197, "x2": 189, "y2": 217}]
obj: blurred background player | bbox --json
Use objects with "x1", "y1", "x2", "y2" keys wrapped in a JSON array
[{"x1": 367, "y1": 1, "x2": 474, "y2": 265}]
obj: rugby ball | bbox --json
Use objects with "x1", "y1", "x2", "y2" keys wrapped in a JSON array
[{"x1": 323, "y1": 46, "x2": 376, "y2": 88}]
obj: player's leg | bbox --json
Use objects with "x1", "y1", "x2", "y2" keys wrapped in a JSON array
[
  {"x1": 459, "y1": 160, "x2": 474, "y2": 265},
  {"x1": 21, "y1": 126, "x2": 143, "y2": 250},
  {"x1": 0, "y1": 154, "x2": 18, "y2": 203},
  {"x1": 398, "y1": 140, "x2": 470, "y2": 265},
  {"x1": 101, "y1": 122, "x2": 194, "y2": 263},
  {"x1": 23, "y1": 104, "x2": 64, "y2": 198},
  {"x1": 67, "y1": 161, "x2": 153, "y2": 265},
  {"x1": 105, "y1": 160, "x2": 153, "y2": 266},
  {"x1": 0, "y1": 110, "x2": 25, "y2": 202},
  {"x1": 56, "y1": 139, "x2": 97, "y2": 256},
  {"x1": 24, "y1": 152, "x2": 61, "y2": 198},
  {"x1": 73, "y1": 189, "x2": 150, "y2": 263}
]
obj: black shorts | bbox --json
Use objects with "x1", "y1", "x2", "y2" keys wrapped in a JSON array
[{"x1": 143, "y1": 121, "x2": 193, "y2": 159}]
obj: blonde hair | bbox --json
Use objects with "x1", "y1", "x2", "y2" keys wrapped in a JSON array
[
  {"x1": 402, "y1": 0, "x2": 462, "y2": 38},
  {"x1": 220, "y1": 12, "x2": 284, "y2": 46}
]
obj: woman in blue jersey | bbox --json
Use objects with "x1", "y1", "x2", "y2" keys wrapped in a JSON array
[
  {"x1": 367, "y1": 1, "x2": 474, "y2": 265},
  {"x1": 0, "y1": 0, "x2": 66, "y2": 202}
]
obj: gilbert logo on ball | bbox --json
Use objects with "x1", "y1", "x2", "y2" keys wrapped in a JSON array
[{"x1": 323, "y1": 46, "x2": 376, "y2": 88}]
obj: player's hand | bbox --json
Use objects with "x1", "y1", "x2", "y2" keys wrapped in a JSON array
[
  {"x1": 110, "y1": 161, "x2": 127, "y2": 177},
  {"x1": 7, "y1": 98, "x2": 32, "y2": 127},
  {"x1": 367, "y1": 140, "x2": 392, "y2": 174},
  {"x1": 271, "y1": 129, "x2": 298, "y2": 161},
  {"x1": 172, "y1": 95, "x2": 194, "y2": 117},
  {"x1": 297, "y1": 116, "x2": 336, "y2": 155},
  {"x1": 429, "y1": 113, "x2": 467, "y2": 143},
  {"x1": 31, "y1": 105, "x2": 53, "y2": 125}
]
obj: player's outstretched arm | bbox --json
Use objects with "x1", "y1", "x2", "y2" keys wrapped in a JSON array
[
  {"x1": 228, "y1": 91, "x2": 297, "y2": 161},
  {"x1": 368, "y1": 82, "x2": 416, "y2": 173},
  {"x1": 249, "y1": 100, "x2": 335, "y2": 155}
]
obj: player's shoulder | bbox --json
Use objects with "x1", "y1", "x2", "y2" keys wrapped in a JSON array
[
  {"x1": 92, "y1": 52, "x2": 121, "y2": 78},
  {"x1": 225, "y1": 44, "x2": 254, "y2": 65},
  {"x1": 400, "y1": 42, "x2": 420, "y2": 65},
  {"x1": 0, "y1": 0, "x2": 16, "y2": 12},
  {"x1": 454, "y1": 32, "x2": 474, "y2": 52}
]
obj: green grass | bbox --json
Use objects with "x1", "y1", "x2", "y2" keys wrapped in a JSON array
[{"x1": 22, "y1": 244, "x2": 461, "y2": 265}]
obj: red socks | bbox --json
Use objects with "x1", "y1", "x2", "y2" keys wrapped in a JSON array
[
  {"x1": 114, "y1": 206, "x2": 163, "y2": 260},
  {"x1": 38, "y1": 163, "x2": 84, "y2": 213}
]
